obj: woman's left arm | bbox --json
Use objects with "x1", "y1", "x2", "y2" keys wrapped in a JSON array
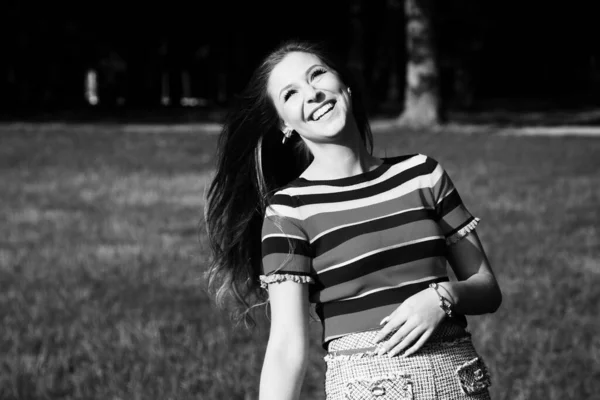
[
  {"x1": 374, "y1": 230, "x2": 502, "y2": 357},
  {"x1": 375, "y1": 157, "x2": 502, "y2": 356},
  {"x1": 439, "y1": 229, "x2": 502, "y2": 315}
]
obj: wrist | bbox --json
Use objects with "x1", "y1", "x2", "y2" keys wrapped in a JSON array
[{"x1": 429, "y1": 282, "x2": 455, "y2": 318}]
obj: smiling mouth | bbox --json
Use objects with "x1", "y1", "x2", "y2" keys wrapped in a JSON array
[{"x1": 310, "y1": 101, "x2": 335, "y2": 121}]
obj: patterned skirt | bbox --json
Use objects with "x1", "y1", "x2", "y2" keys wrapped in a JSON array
[{"x1": 324, "y1": 321, "x2": 492, "y2": 400}]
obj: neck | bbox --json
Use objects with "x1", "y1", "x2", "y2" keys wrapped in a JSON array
[{"x1": 303, "y1": 121, "x2": 379, "y2": 180}]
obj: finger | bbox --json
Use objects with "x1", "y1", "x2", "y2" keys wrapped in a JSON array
[
  {"x1": 374, "y1": 312, "x2": 407, "y2": 343},
  {"x1": 400, "y1": 328, "x2": 434, "y2": 358},
  {"x1": 387, "y1": 326, "x2": 425, "y2": 357},
  {"x1": 376, "y1": 321, "x2": 414, "y2": 355}
]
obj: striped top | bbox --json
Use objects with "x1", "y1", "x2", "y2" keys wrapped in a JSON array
[{"x1": 260, "y1": 153, "x2": 479, "y2": 348}]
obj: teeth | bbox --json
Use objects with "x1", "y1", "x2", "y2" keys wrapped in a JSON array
[{"x1": 312, "y1": 103, "x2": 334, "y2": 121}]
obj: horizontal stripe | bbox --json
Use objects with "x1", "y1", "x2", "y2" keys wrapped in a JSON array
[
  {"x1": 268, "y1": 173, "x2": 440, "y2": 220},
  {"x1": 312, "y1": 220, "x2": 444, "y2": 274},
  {"x1": 314, "y1": 256, "x2": 447, "y2": 303},
  {"x1": 263, "y1": 270, "x2": 312, "y2": 277},
  {"x1": 317, "y1": 276, "x2": 449, "y2": 319},
  {"x1": 268, "y1": 193, "x2": 301, "y2": 208},
  {"x1": 292, "y1": 154, "x2": 420, "y2": 188},
  {"x1": 445, "y1": 215, "x2": 477, "y2": 237},
  {"x1": 310, "y1": 206, "x2": 428, "y2": 243},
  {"x1": 302, "y1": 190, "x2": 435, "y2": 238},
  {"x1": 278, "y1": 154, "x2": 425, "y2": 196},
  {"x1": 436, "y1": 188, "x2": 462, "y2": 218},
  {"x1": 322, "y1": 307, "x2": 468, "y2": 347},
  {"x1": 318, "y1": 235, "x2": 442, "y2": 274},
  {"x1": 435, "y1": 184, "x2": 454, "y2": 205},
  {"x1": 262, "y1": 233, "x2": 307, "y2": 242},
  {"x1": 262, "y1": 236, "x2": 312, "y2": 258},
  {"x1": 429, "y1": 162, "x2": 445, "y2": 189},
  {"x1": 259, "y1": 153, "x2": 476, "y2": 346},
  {"x1": 317, "y1": 238, "x2": 446, "y2": 288},
  {"x1": 321, "y1": 302, "x2": 400, "y2": 345},
  {"x1": 275, "y1": 157, "x2": 438, "y2": 207},
  {"x1": 337, "y1": 274, "x2": 447, "y2": 302},
  {"x1": 261, "y1": 253, "x2": 311, "y2": 275},
  {"x1": 438, "y1": 205, "x2": 475, "y2": 236},
  {"x1": 261, "y1": 213, "x2": 306, "y2": 238},
  {"x1": 313, "y1": 208, "x2": 437, "y2": 257}
]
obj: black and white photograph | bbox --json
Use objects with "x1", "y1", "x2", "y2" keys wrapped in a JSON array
[{"x1": 1, "y1": 1, "x2": 598, "y2": 399}]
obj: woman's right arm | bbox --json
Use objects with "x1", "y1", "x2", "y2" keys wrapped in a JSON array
[{"x1": 259, "y1": 280, "x2": 311, "y2": 400}]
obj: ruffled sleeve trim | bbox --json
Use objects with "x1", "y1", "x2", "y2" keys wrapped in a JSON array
[
  {"x1": 446, "y1": 217, "x2": 480, "y2": 246},
  {"x1": 259, "y1": 273, "x2": 315, "y2": 289}
]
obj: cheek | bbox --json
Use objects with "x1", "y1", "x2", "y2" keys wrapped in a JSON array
[
  {"x1": 321, "y1": 75, "x2": 345, "y2": 92},
  {"x1": 282, "y1": 99, "x2": 304, "y2": 122}
]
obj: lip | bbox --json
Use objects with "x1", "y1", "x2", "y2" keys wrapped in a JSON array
[{"x1": 308, "y1": 100, "x2": 336, "y2": 121}]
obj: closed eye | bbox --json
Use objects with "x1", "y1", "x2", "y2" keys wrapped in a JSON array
[
  {"x1": 283, "y1": 89, "x2": 296, "y2": 101},
  {"x1": 310, "y1": 67, "x2": 327, "y2": 81}
]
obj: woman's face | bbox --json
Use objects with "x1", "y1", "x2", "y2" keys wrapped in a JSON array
[{"x1": 267, "y1": 51, "x2": 352, "y2": 145}]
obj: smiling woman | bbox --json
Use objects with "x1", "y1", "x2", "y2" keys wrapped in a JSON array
[
  {"x1": 267, "y1": 52, "x2": 354, "y2": 146},
  {"x1": 204, "y1": 40, "x2": 502, "y2": 400},
  {"x1": 266, "y1": 52, "x2": 374, "y2": 183}
]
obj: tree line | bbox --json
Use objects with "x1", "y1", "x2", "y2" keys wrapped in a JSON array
[{"x1": 1, "y1": 0, "x2": 598, "y2": 125}]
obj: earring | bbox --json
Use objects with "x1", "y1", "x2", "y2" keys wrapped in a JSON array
[
  {"x1": 348, "y1": 87, "x2": 352, "y2": 96},
  {"x1": 282, "y1": 128, "x2": 293, "y2": 144}
]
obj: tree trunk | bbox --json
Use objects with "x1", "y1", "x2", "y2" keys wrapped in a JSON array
[
  {"x1": 398, "y1": 0, "x2": 440, "y2": 128},
  {"x1": 383, "y1": 0, "x2": 403, "y2": 106},
  {"x1": 367, "y1": 0, "x2": 403, "y2": 113},
  {"x1": 347, "y1": 0, "x2": 366, "y2": 90}
]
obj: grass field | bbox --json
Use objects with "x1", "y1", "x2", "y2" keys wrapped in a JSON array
[{"x1": 0, "y1": 123, "x2": 598, "y2": 399}]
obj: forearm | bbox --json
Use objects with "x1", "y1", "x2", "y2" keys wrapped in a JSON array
[
  {"x1": 441, "y1": 230, "x2": 502, "y2": 315},
  {"x1": 438, "y1": 272, "x2": 502, "y2": 315},
  {"x1": 259, "y1": 341, "x2": 308, "y2": 400}
]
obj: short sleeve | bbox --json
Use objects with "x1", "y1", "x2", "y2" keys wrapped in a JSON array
[
  {"x1": 428, "y1": 157, "x2": 480, "y2": 246},
  {"x1": 259, "y1": 201, "x2": 314, "y2": 288}
]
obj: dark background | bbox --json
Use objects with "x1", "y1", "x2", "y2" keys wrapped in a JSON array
[{"x1": 1, "y1": 0, "x2": 599, "y2": 120}]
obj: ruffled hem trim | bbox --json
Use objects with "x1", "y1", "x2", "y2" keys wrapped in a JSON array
[
  {"x1": 259, "y1": 274, "x2": 315, "y2": 289},
  {"x1": 446, "y1": 217, "x2": 480, "y2": 246}
]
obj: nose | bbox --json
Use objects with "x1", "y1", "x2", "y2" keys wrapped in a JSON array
[{"x1": 304, "y1": 85, "x2": 324, "y2": 103}]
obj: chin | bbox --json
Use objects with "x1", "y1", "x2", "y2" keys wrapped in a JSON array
[
  {"x1": 324, "y1": 115, "x2": 349, "y2": 137},
  {"x1": 303, "y1": 109, "x2": 351, "y2": 140}
]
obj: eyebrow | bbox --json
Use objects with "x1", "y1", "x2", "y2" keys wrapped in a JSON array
[{"x1": 278, "y1": 64, "x2": 324, "y2": 99}]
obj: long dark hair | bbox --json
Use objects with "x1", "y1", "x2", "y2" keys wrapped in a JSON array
[{"x1": 204, "y1": 39, "x2": 374, "y2": 326}]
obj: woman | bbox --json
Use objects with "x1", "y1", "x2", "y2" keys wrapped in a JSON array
[{"x1": 205, "y1": 40, "x2": 502, "y2": 400}]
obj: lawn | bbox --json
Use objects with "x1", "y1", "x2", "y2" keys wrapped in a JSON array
[{"x1": 0, "y1": 123, "x2": 598, "y2": 400}]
